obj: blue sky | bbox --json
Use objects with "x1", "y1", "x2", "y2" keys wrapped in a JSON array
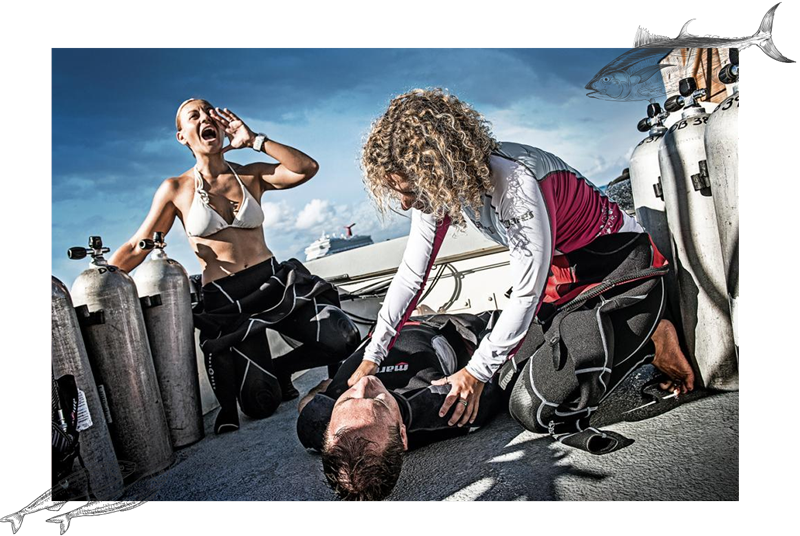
[{"x1": 53, "y1": 48, "x2": 654, "y2": 285}]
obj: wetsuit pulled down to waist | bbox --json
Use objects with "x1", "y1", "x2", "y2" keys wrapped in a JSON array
[{"x1": 194, "y1": 256, "x2": 360, "y2": 433}]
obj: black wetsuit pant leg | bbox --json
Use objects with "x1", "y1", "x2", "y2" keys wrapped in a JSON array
[
  {"x1": 231, "y1": 302, "x2": 360, "y2": 419},
  {"x1": 509, "y1": 238, "x2": 666, "y2": 387},
  {"x1": 508, "y1": 275, "x2": 665, "y2": 438},
  {"x1": 271, "y1": 303, "x2": 361, "y2": 376}
]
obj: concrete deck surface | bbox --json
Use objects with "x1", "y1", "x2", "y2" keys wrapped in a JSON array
[{"x1": 122, "y1": 363, "x2": 737, "y2": 501}]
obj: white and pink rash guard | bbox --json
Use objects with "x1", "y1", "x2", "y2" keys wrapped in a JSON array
[{"x1": 362, "y1": 142, "x2": 643, "y2": 383}]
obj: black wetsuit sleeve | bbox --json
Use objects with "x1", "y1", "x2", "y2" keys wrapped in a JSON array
[{"x1": 297, "y1": 393, "x2": 336, "y2": 452}]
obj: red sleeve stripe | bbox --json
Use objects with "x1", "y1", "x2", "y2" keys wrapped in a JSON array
[{"x1": 386, "y1": 215, "x2": 451, "y2": 352}]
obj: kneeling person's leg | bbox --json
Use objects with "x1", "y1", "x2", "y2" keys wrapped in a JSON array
[
  {"x1": 232, "y1": 336, "x2": 282, "y2": 419},
  {"x1": 274, "y1": 302, "x2": 361, "y2": 375}
]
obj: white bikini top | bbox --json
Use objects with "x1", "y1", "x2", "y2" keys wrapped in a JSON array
[{"x1": 185, "y1": 162, "x2": 265, "y2": 238}]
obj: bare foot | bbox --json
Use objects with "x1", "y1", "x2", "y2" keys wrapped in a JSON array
[{"x1": 651, "y1": 319, "x2": 695, "y2": 395}]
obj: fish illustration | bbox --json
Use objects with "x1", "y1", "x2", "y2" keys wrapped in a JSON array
[
  {"x1": 45, "y1": 475, "x2": 160, "y2": 534},
  {"x1": 0, "y1": 469, "x2": 87, "y2": 534},
  {"x1": 585, "y1": 47, "x2": 673, "y2": 103},
  {"x1": 633, "y1": 3, "x2": 793, "y2": 62},
  {"x1": 0, "y1": 461, "x2": 136, "y2": 534}
]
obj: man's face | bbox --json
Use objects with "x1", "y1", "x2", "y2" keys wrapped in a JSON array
[{"x1": 326, "y1": 375, "x2": 408, "y2": 451}]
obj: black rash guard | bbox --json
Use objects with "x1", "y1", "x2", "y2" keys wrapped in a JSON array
[{"x1": 297, "y1": 312, "x2": 507, "y2": 452}]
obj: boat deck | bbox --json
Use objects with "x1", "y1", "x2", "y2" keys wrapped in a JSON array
[{"x1": 121, "y1": 364, "x2": 737, "y2": 501}]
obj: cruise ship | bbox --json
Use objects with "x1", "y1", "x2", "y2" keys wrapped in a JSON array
[{"x1": 303, "y1": 224, "x2": 374, "y2": 261}]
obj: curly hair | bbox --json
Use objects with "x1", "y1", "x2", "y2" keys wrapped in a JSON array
[
  {"x1": 321, "y1": 425, "x2": 405, "y2": 501},
  {"x1": 361, "y1": 88, "x2": 498, "y2": 226}
]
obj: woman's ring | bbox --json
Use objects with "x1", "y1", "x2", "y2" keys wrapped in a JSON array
[{"x1": 460, "y1": 399, "x2": 468, "y2": 407}]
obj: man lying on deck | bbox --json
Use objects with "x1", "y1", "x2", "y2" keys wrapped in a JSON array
[{"x1": 296, "y1": 312, "x2": 507, "y2": 501}]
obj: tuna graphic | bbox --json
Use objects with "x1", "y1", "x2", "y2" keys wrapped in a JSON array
[
  {"x1": 586, "y1": 3, "x2": 794, "y2": 103},
  {"x1": 0, "y1": 469, "x2": 88, "y2": 534},
  {"x1": 633, "y1": 3, "x2": 793, "y2": 61},
  {"x1": 0, "y1": 462, "x2": 137, "y2": 534},
  {"x1": 585, "y1": 47, "x2": 673, "y2": 103},
  {"x1": 45, "y1": 481, "x2": 161, "y2": 535}
]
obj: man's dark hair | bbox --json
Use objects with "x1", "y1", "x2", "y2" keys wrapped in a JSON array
[{"x1": 321, "y1": 425, "x2": 405, "y2": 501}]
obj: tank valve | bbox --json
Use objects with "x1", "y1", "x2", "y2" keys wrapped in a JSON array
[
  {"x1": 679, "y1": 77, "x2": 697, "y2": 97},
  {"x1": 638, "y1": 103, "x2": 669, "y2": 133},
  {"x1": 139, "y1": 231, "x2": 167, "y2": 251},
  {"x1": 718, "y1": 64, "x2": 739, "y2": 85},
  {"x1": 68, "y1": 236, "x2": 110, "y2": 262},
  {"x1": 665, "y1": 77, "x2": 707, "y2": 115},
  {"x1": 729, "y1": 47, "x2": 739, "y2": 66},
  {"x1": 717, "y1": 47, "x2": 739, "y2": 89},
  {"x1": 664, "y1": 95, "x2": 685, "y2": 113},
  {"x1": 681, "y1": 77, "x2": 706, "y2": 106}
]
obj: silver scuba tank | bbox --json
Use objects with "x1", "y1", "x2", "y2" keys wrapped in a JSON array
[
  {"x1": 68, "y1": 236, "x2": 174, "y2": 479},
  {"x1": 133, "y1": 232, "x2": 204, "y2": 448},
  {"x1": 658, "y1": 78, "x2": 737, "y2": 390},
  {"x1": 704, "y1": 49, "x2": 739, "y2": 352},
  {"x1": 630, "y1": 103, "x2": 674, "y2": 266},
  {"x1": 630, "y1": 103, "x2": 683, "y2": 338},
  {"x1": 52, "y1": 276, "x2": 124, "y2": 498}
]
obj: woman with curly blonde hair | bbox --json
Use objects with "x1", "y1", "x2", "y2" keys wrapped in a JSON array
[{"x1": 348, "y1": 88, "x2": 694, "y2": 438}]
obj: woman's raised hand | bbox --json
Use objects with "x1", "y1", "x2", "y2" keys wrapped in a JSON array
[{"x1": 210, "y1": 107, "x2": 255, "y2": 154}]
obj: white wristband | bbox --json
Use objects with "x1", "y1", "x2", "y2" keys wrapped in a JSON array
[{"x1": 252, "y1": 133, "x2": 268, "y2": 152}]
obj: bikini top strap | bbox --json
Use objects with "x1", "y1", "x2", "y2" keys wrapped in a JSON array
[
  {"x1": 193, "y1": 166, "x2": 202, "y2": 189},
  {"x1": 194, "y1": 162, "x2": 246, "y2": 201},
  {"x1": 193, "y1": 166, "x2": 210, "y2": 204},
  {"x1": 226, "y1": 162, "x2": 254, "y2": 204},
  {"x1": 226, "y1": 161, "x2": 247, "y2": 190}
]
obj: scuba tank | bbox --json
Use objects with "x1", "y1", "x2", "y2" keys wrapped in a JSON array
[
  {"x1": 629, "y1": 102, "x2": 683, "y2": 341},
  {"x1": 68, "y1": 236, "x2": 174, "y2": 480},
  {"x1": 52, "y1": 276, "x2": 123, "y2": 498},
  {"x1": 134, "y1": 232, "x2": 204, "y2": 448},
  {"x1": 658, "y1": 78, "x2": 737, "y2": 390},
  {"x1": 704, "y1": 49, "x2": 739, "y2": 353},
  {"x1": 631, "y1": 103, "x2": 673, "y2": 266}
]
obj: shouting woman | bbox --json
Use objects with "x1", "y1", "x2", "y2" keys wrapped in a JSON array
[{"x1": 110, "y1": 99, "x2": 359, "y2": 434}]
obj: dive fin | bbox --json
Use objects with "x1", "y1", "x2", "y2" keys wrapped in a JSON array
[
  {"x1": 755, "y1": 3, "x2": 795, "y2": 62},
  {"x1": 46, "y1": 514, "x2": 71, "y2": 535}
]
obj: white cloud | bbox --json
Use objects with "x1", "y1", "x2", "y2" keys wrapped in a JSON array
[
  {"x1": 487, "y1": 87, "x2": 647, "y2": 186},
  {"x1": 295, "y1": 199, "x2": 333, "y2": 229},
  {"x1": 261, "y1": 200, "x2": 294, "y2": 229}
]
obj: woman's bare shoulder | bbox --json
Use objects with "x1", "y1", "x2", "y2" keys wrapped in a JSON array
[
  {"x1": 163, "y1": 170, "x2": 194, "y2": 191},
  {"x1": 154, "y1": 171, "x2": 193, "y2": 203}
]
